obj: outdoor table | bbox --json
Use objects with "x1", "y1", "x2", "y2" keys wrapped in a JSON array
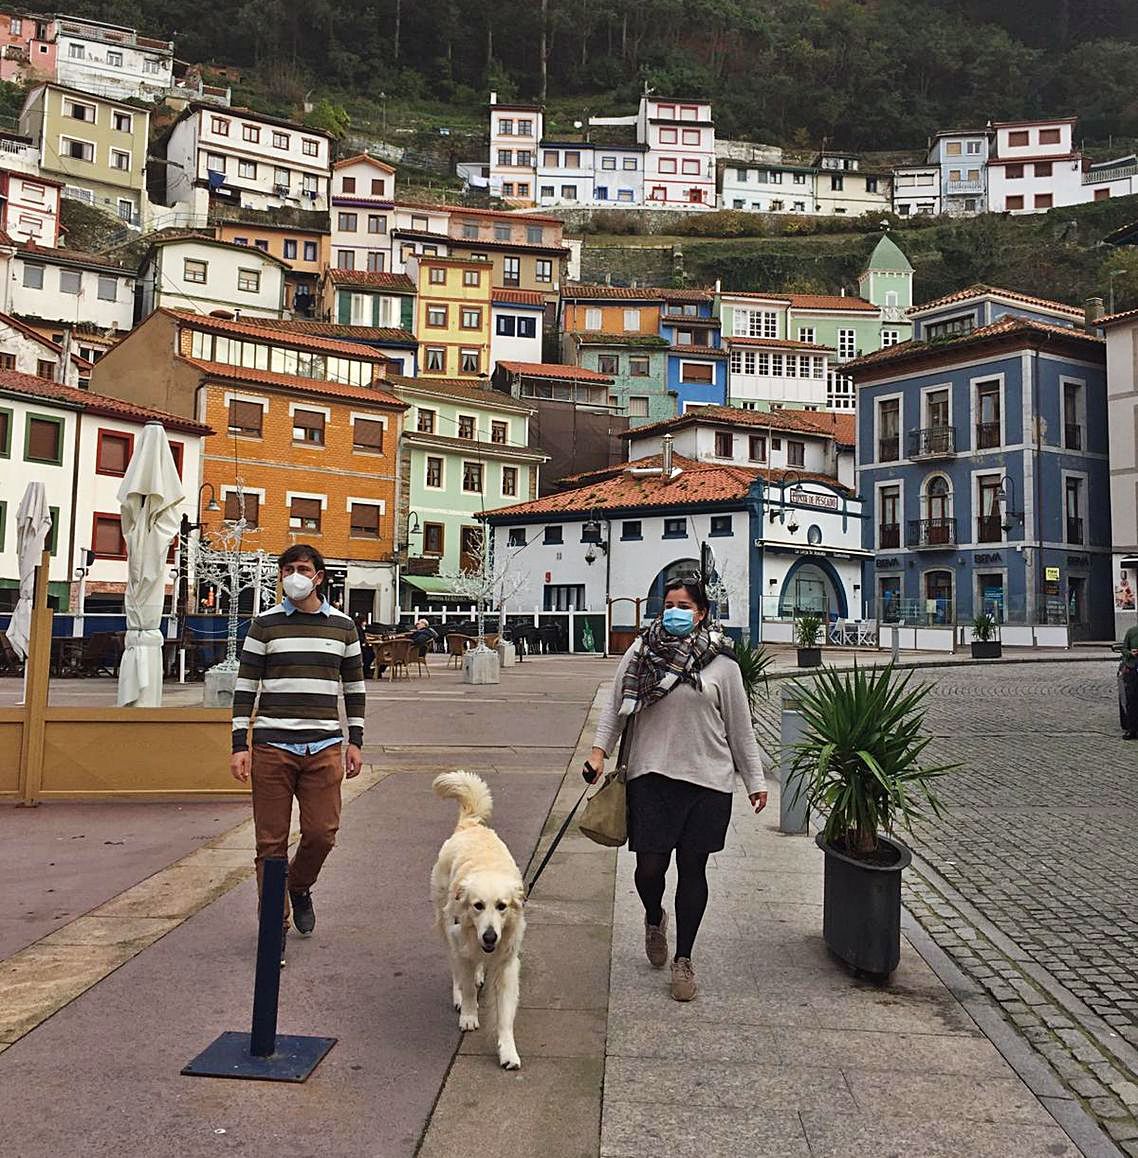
[{"x1": 50, "y1": 637, "x2": 85, "y2": 677}]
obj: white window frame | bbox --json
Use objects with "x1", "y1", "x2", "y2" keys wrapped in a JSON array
[
  {"x1": 971, "y1": 467, "x2": 1008, "y2": 546},
  {"x1": 797, "y1": 327, "x2": 815, "y2": 343},
  {"x1": 874, "y1": 477, "x2": 905, "y2": 550},
  {"x1": 58, "y1": 135, "x2": 94, "y2": 163},
  {"x1": 969, "y1": 371, "x2": 1007, "y2": 452},
  {"x1": 838, "y1": 328, "x2": 857, "y2": 359},
  {"x1": 585, "y1": 307, "x2": 602, "y2": 330},
  {"x1": 500, "y1": 465, "x2": 519, "y2": 498},
  {"x1": 424, "y1": 454, "x2": 446, "y2": 490},
  {"x1": 873, "y1": 391, "x2": 904, "y2": 465},
  {"x1": 1061, "y1": 469, "x2": 1089, "y2": 545},
  {"x1": 108, "y1": 147, "x2": 131, "y2": 172},
  {"x1": 237, "y1": 268, "x2": 261, "y2": 293}
]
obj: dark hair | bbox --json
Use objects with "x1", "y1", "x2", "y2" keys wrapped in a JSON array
[
  {"x1": 279, "y1": 543, "x2": 326, "y2": 586},
  {"x1": 663, "y1": 576, "x2": 710, "y2": 614}
]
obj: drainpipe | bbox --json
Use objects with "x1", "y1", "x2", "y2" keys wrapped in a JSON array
[{"x1": 604, "y1": 515, "x2": 612, "y2": 656}]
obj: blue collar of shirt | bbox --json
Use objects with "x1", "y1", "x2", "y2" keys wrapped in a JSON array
[{"x1": 282, "y1": 596, "x2": 334, "y2": 616}]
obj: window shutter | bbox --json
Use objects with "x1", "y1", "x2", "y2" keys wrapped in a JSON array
[
  {"x1": 350, "y1": 503, "x2": 380, "y2": 536},
  {"x1": 337, "y1": 292, "x2": 351, "y2": 325},
  {"x1": 400, "y1": 295, "x2": 414, "y2": 330},
  {"x1": 353, "y1": 417, "x2": 384, "y2": 450},
  {"x1": 27, "y1": 417, "x2": 60, "y2": 460},
  {"x1": 93, "y1": 515, "x2": 124, "y2": 556}
]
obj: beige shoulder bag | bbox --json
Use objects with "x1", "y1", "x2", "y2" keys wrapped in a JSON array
[{"x1": 578, "y1": 716, "x2": 635, "y2": 847}]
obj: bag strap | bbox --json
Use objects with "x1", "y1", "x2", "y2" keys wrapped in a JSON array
[{"x1": 527, "y1": 713, "x2": 636, "y2": 896}]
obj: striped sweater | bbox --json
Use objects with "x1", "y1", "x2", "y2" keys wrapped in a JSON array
[{"x1": 232, "y1": 602, "x2": 366, "y2": 753}]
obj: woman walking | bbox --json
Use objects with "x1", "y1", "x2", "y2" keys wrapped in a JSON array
[{"x1": 588, "y1": 578, "x2": 767, "y2": 1001}]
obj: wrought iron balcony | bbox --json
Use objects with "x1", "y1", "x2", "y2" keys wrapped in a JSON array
[
  {"x1": 975, "y1": 422, "x2": 1001, "y2": 450},
  {"x1": 946, "y1": 179, "x2": 985, "y2": 193},
  {"x1": 1066, "y1": 516, "x2": 1084, "y2": 545},
  {"x1": 878, "y1": 435, "x2": 899, "y2": 463},
  {"x1": 908, "y1": 425, "x2": 956, "y2": 458},
  {"x1": 1064, "y1": 423, "x2": 1083, "y2": 450},
  {"x1": 907, "y1": 518, "x2": 956, "y2": 548},
  {"x1": 878, "y1": 523, "x2": 900, "y2": 549}
]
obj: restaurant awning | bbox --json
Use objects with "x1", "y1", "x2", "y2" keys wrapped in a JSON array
[{"x1": 402, "y1": 575, "x2": 469, "y2": 600}]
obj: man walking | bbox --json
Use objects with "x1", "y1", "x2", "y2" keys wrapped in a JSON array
[{"x1": 230, "y1": 544, "x2": 365, "y2": 959}]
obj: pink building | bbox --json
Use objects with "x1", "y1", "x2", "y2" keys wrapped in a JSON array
[
  {"x1": 0, "y1": 11, "x2": 57, "y2": 85},
  {"x1": 638, "y1": 96, "x2": 716, "y2": 209}
]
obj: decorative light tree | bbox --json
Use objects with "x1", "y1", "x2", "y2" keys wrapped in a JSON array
[{"x1": 441, "y1": 526, "x2": 529, "y2": 653}]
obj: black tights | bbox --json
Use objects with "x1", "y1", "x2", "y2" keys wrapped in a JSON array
[{"x1": 634, "y1": 848, "x2": 711, "y2": 961}]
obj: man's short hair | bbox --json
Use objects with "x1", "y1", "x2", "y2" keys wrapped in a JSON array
[{"x1": 279, "y1": 543, "x2": 326, "y2": 582}]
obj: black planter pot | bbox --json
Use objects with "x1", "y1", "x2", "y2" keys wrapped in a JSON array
[
  {"x1": 797, "y1": 647, "x2": 822, "y2": 667},
  {"x1": 970, "y1": 640, "x2": 1002, "y2": 659},
  {"x1": 816, "y1": 832, "x2": 912, "y2": 977}
]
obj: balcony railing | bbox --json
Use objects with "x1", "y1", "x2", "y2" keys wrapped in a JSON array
[
  {"x1": 907, "y1": 518, "x2": 956, "y2": 548},
  {"x1": 1064, "y1": 423, "x2": 1083, "y2": 450},
  {"x1": 908, "y1": 425, "x2": 956, "y2": 458},
  {"x1": 1066, "y1": 516, "x2": 1084, "y2": 545},
  {"x1": 879, "y1": 523, "x2": 900, "y2": 549},
  {"x1": 878, "y1": 435, "x2": 899, "y2": 462},
  {"x1": 946, "y1": 179, "x2": 985, "y2": 193},
  {"x1": 976, "y1": 422, "x2": 1001, "y2": 450},
  {"x1": 976, "y1": 515, "x2": 1003, "y2": 543}
]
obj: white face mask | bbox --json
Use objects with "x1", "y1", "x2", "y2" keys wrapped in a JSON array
[{"x1": 283, "y1": 572, "x2": 315, "y2": 601}]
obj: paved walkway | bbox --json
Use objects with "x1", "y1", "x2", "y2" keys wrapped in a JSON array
[{"x1": 0, "y1": 652, "x2": 1123, "y2": 1156}]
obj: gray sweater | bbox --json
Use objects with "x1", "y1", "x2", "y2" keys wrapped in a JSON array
[{"x1": 593, "y1": 642, "x2": 767, "y2": 796}]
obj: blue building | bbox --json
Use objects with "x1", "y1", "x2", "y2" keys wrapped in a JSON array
[
  {"x1": 849, "y1": 288, "x2": 1110, "y2": 640},
  {"x1": 661, "y1": 296, "x2": 728, "y2": 412}
]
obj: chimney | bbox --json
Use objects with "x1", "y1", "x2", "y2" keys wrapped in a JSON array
[
  {"x1": 662, "y1": 433, "x2": 674, "y2": 477},
  {"x1": 840, "y1": 286, "x2": 846, "y2": 297},
  {"x1": 714, "y1": 277, "x2": 721, "y2": 295},
  {"x1": 490, "y1": 91, "x2": 498, "y2": 106},
  {"x1": 1085, "y1": 296, "x2": 1105, "y2": 328}
]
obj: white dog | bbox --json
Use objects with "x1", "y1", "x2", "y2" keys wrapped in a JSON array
[{"x1": 431, "y1": 771, "x2": 526, "y2": 1070}]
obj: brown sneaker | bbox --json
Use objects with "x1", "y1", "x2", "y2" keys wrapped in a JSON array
[
  {"x1": 670, "y1": 957, "x2": 697, "y2": 1002},
  {"x1": 644, "y1": 912, "x2": 668, "y2": 968}
]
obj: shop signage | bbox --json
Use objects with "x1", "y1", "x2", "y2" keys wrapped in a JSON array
[
  {"x1": 789, "y1": 488, "x2": 840, "y2": 511},
  {"x1": 875, "y1": 557, "x2": 900, "y2": 568},
  {"x1": 975, "y1": 552, "x2": 1003, "y2": 564},
  {"x1": 1045, "y1": 566, "x2": 1061, "y2": 582}
]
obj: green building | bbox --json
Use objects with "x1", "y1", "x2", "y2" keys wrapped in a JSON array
[{"x1": 566, "y1": 332, "x2": 673, "y2": 426}]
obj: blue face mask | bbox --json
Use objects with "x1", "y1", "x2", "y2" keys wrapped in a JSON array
[{"x1": 662, "y1": 607, "x2": 697, "y2": 637}]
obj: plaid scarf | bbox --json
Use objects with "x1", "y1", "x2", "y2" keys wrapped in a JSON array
[{"x1": 619, "y1": 618, "x2": 735, "y2": 717}]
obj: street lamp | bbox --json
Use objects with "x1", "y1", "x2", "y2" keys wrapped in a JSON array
[
  {"x1": 582, "y1": 517, "x2": 607, "y2": 565},
  {"x1": 993, "y1": 476, "x2": 1023, "y2": 533},
  {"x1": 768, "y1": 471, "x2": 803, "y2": 535},
  {"x1": 176, "y1": 483, "x2": 221, "y2": 638},
  {"x1": 393, "y1": 509, "x2": 422, "y2": 623}
]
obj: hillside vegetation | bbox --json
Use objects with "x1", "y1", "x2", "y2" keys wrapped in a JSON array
[{"x1": 57, "y1": 1, "x2": 1138, "y2": 152}]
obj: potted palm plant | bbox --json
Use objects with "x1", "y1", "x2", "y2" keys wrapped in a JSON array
[
  {"x1": 733, "y1": 636, "x2": 773, "y2": 737},
  {"x1": 795, "y1": 613, "x2": 823, "y2": 668},
  {"x1": 970, "y1": 613, "x2": 1002, "y2": 659},
  {"x1": 787, "y1": 664, "x2": 949, "y2": 977}
]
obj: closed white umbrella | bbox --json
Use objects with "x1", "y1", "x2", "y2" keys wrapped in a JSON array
[
  {"x1": 8, "y1": 480, "x2": 52, "y2": 661},
  {"x1": 116, "y1": 423, "x2": 185, "y2": 708}
]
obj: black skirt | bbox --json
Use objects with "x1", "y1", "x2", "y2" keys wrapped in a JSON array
[{"x1": 627, "y1": 772, "x2": 733, "y2": 855}]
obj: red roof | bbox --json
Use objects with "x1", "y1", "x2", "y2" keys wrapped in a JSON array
[
  {"x1": 334, "y1": 153, "x2": 396, "y2": 173},
  {"x1": 1099, "y1": 305, "x2": 1138, "y2": 328},
  {"x1": 561, "y1": 283, "x2": 714, "y2": 302},
  {"x1": 670, "y1": 344, "x2": 728, "y2": 356},
  {"x1": 787, "y1": 293, "x2": 879, "y2": 313},
  {"x1": 727, "y1": 336, "x2": 835, "y2": 351},
  {"x1": 325, "y1": 269, "x2": 416, "y2": 292},
  {"x1": 909, "y1": 283, "x2": 1083, "y2": 317},
  {"x1": 246, "y1": 318, "x2": 417, "y2": 344},
  {"x1": 496, "y1": 361, "x2": 615, "y2": 383},
  {"x1": 399, "y1": 202, "x2": 564, "y2": 226},
  {"x1": 624, "y1": 404, "x2": 856, "y2": 442},
  {"x1": 164, "y1": 309, "x2": 394, "y2": 362},
  {"x1": 178, "y1": 357, "x2": 406, "y2": 408},
  {"x1": 492, "y1": 289, "x2": 545, "y2": 307},
  {"x1": 0, "y1": 369, "x2": 211, "y2": 434}
]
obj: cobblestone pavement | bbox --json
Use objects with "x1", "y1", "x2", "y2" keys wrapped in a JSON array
[{"x1": 756, "y1": 659, "x2": 1138, "y2": 1155}]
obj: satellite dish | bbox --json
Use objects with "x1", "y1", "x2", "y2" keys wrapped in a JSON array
[{"x1": 573, "y1": 120, "x2": 582, "y2": 130}]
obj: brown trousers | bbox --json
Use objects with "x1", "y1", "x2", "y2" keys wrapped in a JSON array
[{"x1": 251, "y1": 743, "x2": 344, "y2": 926}]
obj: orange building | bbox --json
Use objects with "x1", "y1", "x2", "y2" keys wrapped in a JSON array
[
  {"x1": 88, "y1": 308, "x2": 407, "y2": 619},
  {"x1": 559, "y1": 284, "x2": 666, "y2": 338}
]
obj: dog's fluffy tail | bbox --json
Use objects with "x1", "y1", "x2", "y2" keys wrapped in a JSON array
[{"x1": 433, "y1": 770, "x2": 493, "y2": 827}]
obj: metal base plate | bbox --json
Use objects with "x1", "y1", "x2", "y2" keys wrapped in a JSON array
[{"x1": 182, "y1": 1031, "x2": 337, "y2": 1082}]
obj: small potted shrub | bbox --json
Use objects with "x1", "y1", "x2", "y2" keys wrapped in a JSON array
[
  {"x1": 787, "y1": 664, "x2": 949, "y2": 977},
  {"x1": 970, "y1": 613, "x2": 1002, "y2": 659},
  {"x1": 733, "y1": 636, "x2": 773, "y2": 735},
  {"x1": 795, "y1": 613, "x2": 823, "y2": 668}
]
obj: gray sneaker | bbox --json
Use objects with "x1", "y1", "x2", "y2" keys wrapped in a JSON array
[
  {"x1": 670, "y1": 957, "x2": 697, "y2": 1002},
  {"x1": 644, "y1": 912, "x2": 668, "y2": 968}
]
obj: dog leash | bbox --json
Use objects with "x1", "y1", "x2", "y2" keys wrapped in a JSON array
[{"x1": 524, "y1": 778, "x2": 593, "y2": 897}]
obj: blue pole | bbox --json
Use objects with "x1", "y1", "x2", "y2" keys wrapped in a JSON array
[{"x1": 251, "y1": 857, "x2": 286, "y2": 1057}]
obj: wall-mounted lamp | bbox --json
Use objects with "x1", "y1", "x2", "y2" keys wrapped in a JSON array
[
  {"x1": 993, "y1": 476, "x2": 1023, "y2": 533},
  {"x1": 768, "y1": 471, "x2": 803, "y2": 535},
  {"x1": 582, "y1": 517, "x2": 608, "y2": 565}
]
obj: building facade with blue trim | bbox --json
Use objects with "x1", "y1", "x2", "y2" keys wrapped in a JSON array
[
  {"x1": 849, "y1": 297, "x2": 1111, "y2": 639},
  {"x1": 660, "y1": 298, "x2": 729, "y2": 412}
]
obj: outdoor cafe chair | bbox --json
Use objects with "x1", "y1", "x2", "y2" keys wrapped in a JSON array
[
  {"x1": 445, "y1": 633, "x2": 469, "y2": 668},
  {"x1": 0, "y1": 631, "x2": 23, "y2": 675},
  {"x1": 388, "y1": 637, "x2": 413, "y2": 680},
  {"x1": 373, "y1": 641, "x2": 395, "y2": 680}
]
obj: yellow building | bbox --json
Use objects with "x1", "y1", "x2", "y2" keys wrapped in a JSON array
[{"x1": 409, "y1": 255, "x2": 491, "y2": 379}]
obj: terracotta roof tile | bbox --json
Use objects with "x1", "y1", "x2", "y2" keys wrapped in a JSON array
[
  {"x1": 0, "y1": 370, "x2": 212, "y2": 434},
  {"x1": 909, "y1": 283, "x2": 1083, "y2": 317},
  {"x1": 670, "y1": 344, "x2": 728, "y2": 357},
  {"x1": 386, "y1": 374, "x2": 534, "y2": 412},
  {"x1": 623, "y1": 404, "x2": 855, "y2": 441},
  {"x1": 333, "y1": 153, "x2": 396, "y2": 172},
  {"x1": 496, "y1": 361, "x2": 615, "y2": 382},
  {"x1": 402, "y1": 431, "x2": 548, "y2": 461},
  {"x1": 178, "y1": 357, "x2": 406, "y2": 408},
  {"x1": 244, "y1": 318, "x2": 417, "y2": 344},
  {"x1": 786, "y1": 293, "x2": 879, "y2": 312},
  {"x1": 395, "y1": 228, "x2": 569, "y2": 255},
  {"x1": 399, "y1": 202, "x2": 564, "y2": 225},
  {"x1": 727, "y1": 336, "x2": 836, "y2": 351},
  {"x1": 491, "y1": 289, "x2": 545, "y2": 307},
  {"x1": 846, "y1": 315, "x2": 1103, "y2": 374},
  {"x1": 1099, "y1": 305, "x2": 1138, "y2": 328},
  {"x1": 325, "y1": 269, "x2": 416, "y2": 292},
  {"x1": 570, "y1": 331, "x2": 669, "y2": 348},
  {"x1": 561, "y1": 283, "x2": 714, "y2": 302},
  {"x1": 164, "y1": 309, "x2": 394, "y2": 361}
]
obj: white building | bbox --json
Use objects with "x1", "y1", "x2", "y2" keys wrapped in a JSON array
[
  {"x1": 592, "y1": 140, "x2": 646, "y2": 205},
  {"x1": 0, "y1": 168, "x2": 60, "y2": 246},
  {"x1": 163, "y1": 104, "x2": 332, "y2": 215},
  {"x1": 987, "y1": 118, "x2": 1084, "y2": 214},
  {"x1": 721, "y1": 160, "x2": 815, "y2": 214},
  {"x1": 726, "y1": 338, "x2": 833, "y2": 410},
  {"x1": 0, "y1": 310, "x2": 89, "y2": 385},
  {"x1": 490, "y1": 291, "x2": 544, "y2": 372},
  {"x1": 1099, "y1": 306, "x2": 1138, "y2": 637},
  {"x1": 137, "y1": 236, "x2": 288, "y2": 321},
  {"x1": 892, "y1": 165, "x2": 941, "y2": 217},
  {"x1": 640, "y1": 96, "x2": 716, "y2": 209},
  {"x1": 7, "y1": 247, "x2": 135, "y2": 331},
  {"x1": 812, "y1": 152, "x2": 891, "y2": 217},
  {"x1": 536, "y1": 141, "x2": 595, "y2": 207},
  {"x1": 0, "y1": 371, "x2": 208, "y2": 611},
  {"x1": 54, "y1": 16, "x2": 174, "y2": 102},
  {"x1": 330, "y1": 153, "x2": 395, "y2": 273},
  {"x1": 488, "y1": 95, "x2": 541, "y2": 205}
]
